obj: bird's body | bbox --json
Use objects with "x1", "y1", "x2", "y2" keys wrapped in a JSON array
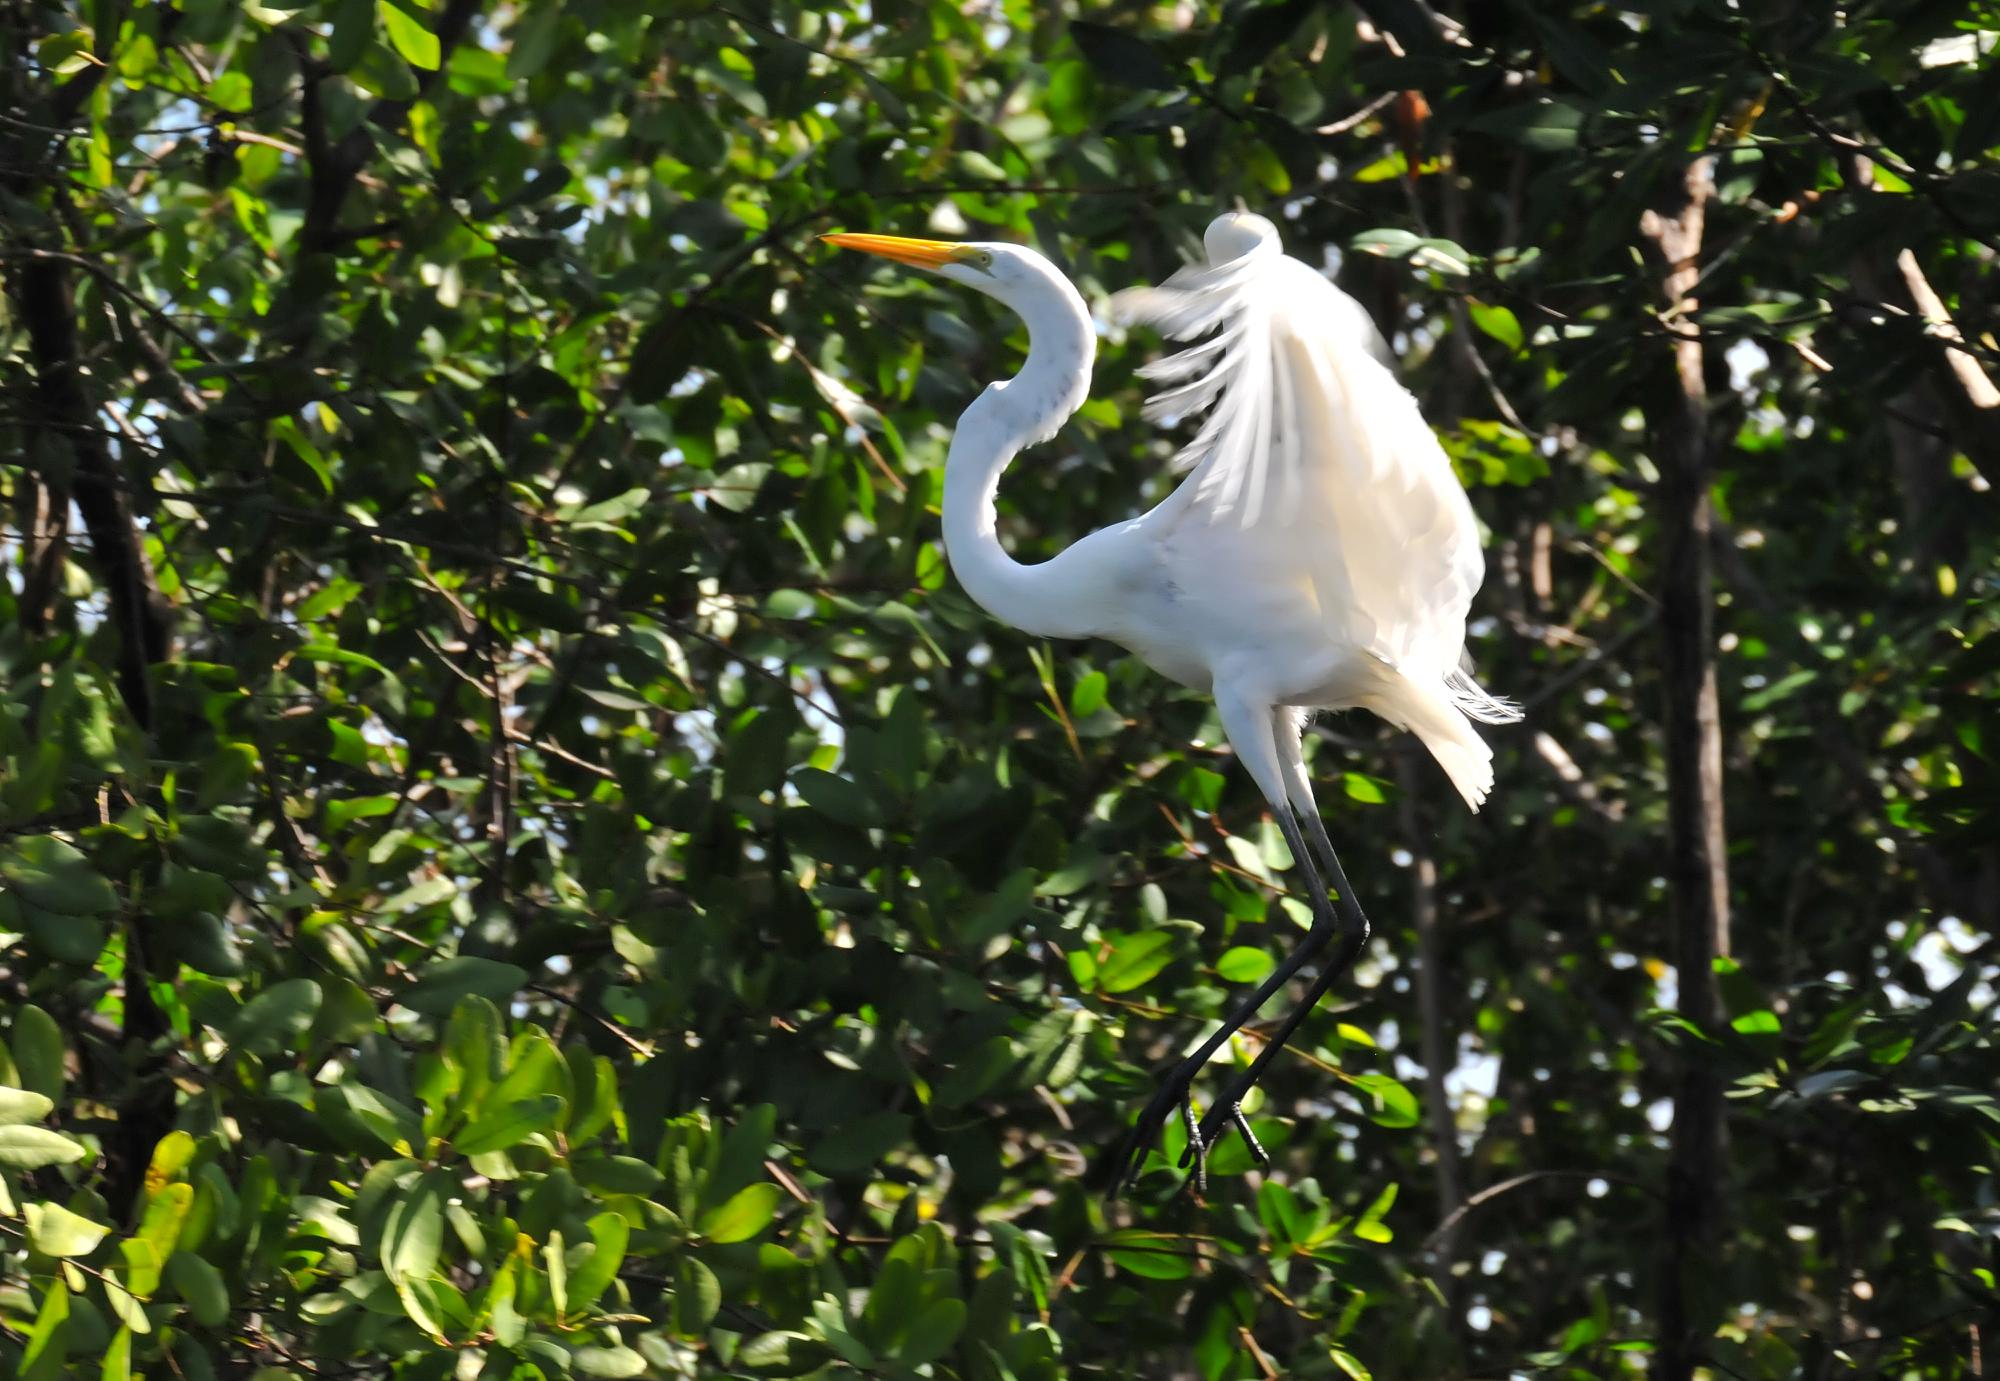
[{"x1": 826, "y1": 213, "x2": 1514, "y2": 1193}]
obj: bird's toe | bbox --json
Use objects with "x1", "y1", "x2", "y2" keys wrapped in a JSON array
[{"x1": 1112, "y1": 1073, "x2": 1200, "y2": 1196}]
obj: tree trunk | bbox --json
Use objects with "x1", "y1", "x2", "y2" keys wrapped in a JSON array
[{"x1": 1641, "y1": 155, "x2": 1733, "y2": 1381}]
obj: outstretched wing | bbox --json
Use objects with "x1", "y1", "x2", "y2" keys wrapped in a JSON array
[{"x1": 1112, "y1": 232, "x2": 1495, "y2": 692}]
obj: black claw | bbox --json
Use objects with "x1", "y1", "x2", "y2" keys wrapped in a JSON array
[
  {"x1": 1231, "y1": 1105, "x2": 1270, "y2": 1167},
  {"x1": 1174, "y1": 1098, "x2": 1217, "y2": 1197},
  {"x1": 1115, "y1": 1065, "x2": 1283, "y2": 1198},
  {"x1": 1176, "y1": 1123, "x2": 1210, "y2": 1198},
  {"x1": 1179, "y1": 1096, "x2": 1201, "y2": 1166},
  {"x1": 1111, "y1": 1068, "x2": 1201, "y2": 1198}
]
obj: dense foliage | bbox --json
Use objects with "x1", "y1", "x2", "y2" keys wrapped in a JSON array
[{"x1": 3, "y1": 0, "x2": 1997, "y2": 1377}]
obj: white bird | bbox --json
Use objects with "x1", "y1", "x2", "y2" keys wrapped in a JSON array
[{"x1": 825, "y1": 213, "x2": 1516, "y2": 1194}]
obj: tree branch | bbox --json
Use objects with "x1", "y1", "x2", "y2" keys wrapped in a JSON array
[
  {"x1": 295, "y1": 0, "x2": 483, "y2": 253},
  {"x1": 6, "y1": 235, "x2": 171, "y2": 726}
]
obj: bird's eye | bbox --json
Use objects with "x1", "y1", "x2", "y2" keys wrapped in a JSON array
[{"x1": 976, "y1": 251, "x2": 995, "y2": 269}]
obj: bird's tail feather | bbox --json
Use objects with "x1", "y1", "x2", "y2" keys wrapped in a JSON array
[
  {"x1": 1370, "y1": 672, "x2": 1499, "y2": 812},
  {"x1": 1445, "y1": 666, "x2": 1522, "y2": 725}
]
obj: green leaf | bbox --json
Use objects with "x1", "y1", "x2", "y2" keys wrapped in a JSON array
[
  {"x1": 454, "y1": 1094, "x2": 565, "y2": 1155},
  {"x1": 19, "y1": 1277, "x2": 68, "y2": 1380},
  {"x1": 698, "y1": 1182, "x2": 782, "y2": 1244},
  {"x1": 574, "y1": 1155, "x2": 665, "y2": 1196},
  {"x1": 382, "y1": 1172, "x2": 446, "y2": 1281},
  {"x1": 1349, "y1": 1073, "x2": 1421, "y2": 1128},
  {"x1": 485, "y1": 1258, "x2": 523, "y2": 1344},
  {"x1": 1741, "y1": 668, "x2": 1817, "y2": 712},
  {"x1": 176, "y1": 911, "x2": 244, "y2": 977},
  {"x1": 1524, "y1": 10, "x2": 1619, "y2": 94},
  {"x1": 1259, "y1": 1182, "x2": 1304, "y2": 1251},
  {"x1": 1336, "y1": 1021, "x2": 1378, "y2": 1048},
  {"x1": 133, "y1": 1183, "x2": 193, "y2": 1273},
  {"x1": 507, "y1": 2, "x2": 563, "y2": 78},
  {"x1": 486, "y1": 1030, "x2": 566, "y2": 1113},
  {"x1": 1216, "y1": 946, "x2": 1275, "y2": 983},
  {"x1": 573, "y1": 1347, "x2": 648, "y2": 1378},
  {"x1": 323, "y1": 793, "x2": 399, "y2": 833},
  {"x1": 102, "y1": 1274, "x2": 149, "y2": 1334},
  {"x1": 353, "y1": 36, "x2": 420, "y2": 96},
  {"x1": 0, "y1": 1126, "x2": 90, "y2": 1170},
  {"x1": 568, "y1": 1212, "x2": 631, "y2": 1312},
  {"x1": 1102, "y1": 1230, "x2": 1195, "y2": 1279},
  {"x1": 228, "y1": 978, "x2": 322, "y2": 1054},
  {"x1": 793, "y1": 767, "x2": 883, "y2": 827},
  {"x1": 0, "y1": 1088, "x2": 54, "y2": 1125},
  {"x1": 1097, "y1": 931, "x2": 1175, "y2": 994},
  {"x1": 399, "y1": 957, "x2": 529, "y2": 1016},
  {"x1": 1331, "y1": 1345, "x2": 1375, "y2": 1380},
  {"x1": 1466, "y1": 99, "x2": 1587, "y2": 152},
  {"x1": 18, "y1": 904, "x2": 106, "y2": 965},
  {"x1": 272, "y1": 416, "x2": 332, "y2": 495},
  {"x1": 102, "y1": 1325, "x2": 134, "y2": 1381},
  {"x1": 1220, "y1": 0, "x2": 1317, "y2": 76},
  {"x1": 1351, "y1": 227, "x2": 1423, "y2": 261},
  {"x1": 10, "y1": 1005, "x2": 64, "y2": 1100},
  {"x1": 934, "y1": 1036, "x2": 1015, "y2": 1108},
  {"x1": 627, "y1": 309, "x2": 708, "y2": 404},
  {"x1": 1732, "y1": 1009, "x2": 1782, "y2": 1036},
  {"x1": 25, "y1": 1202, "x2": 110, "y2": 1257},
  {"x1": 1410, "y1": 238, "x2": 1472, "y2": 277},
  {"x1": 1354, "y1": 1180, "x2": 1398, "y2": 1244},
  {"x1": 165, "y1": 1252, "x2": 229, "y2": 1327},
  {"x1": 1342, "y1": 773, "x2": 1388, "y2": 805},
  {"x1": 1069, "y1": 20, "x2": 1178, "y2": 89},
  {"x1": 327, "y1": 0, "x2": 374, "y2": 70},
  {"x1": 444, "y1": 996, "x2": 502, "y2": 1094},
  {"x1": 1071, "y1": 670, "x2": 1108, "y2": 716},
  {"x1": 545, "y1": 1229, "x2": 568, "y2": 1316},
  {"x1": 740, "y1": 1332, "x2": 829, "y2": 1372},
  {"x1": 713, "y1": 1103, "x2": 777, "y2": 1204},
  {"x1": 567, "y1": 486, "x2": 651, "y2": 527},
  {"x1": 673, "y1": 1255, "x2": 720, "y2": 1335},
  {"x1": 1468, "y1": 301, "x2": 1525, "y2": 354},
  {"x1": 0, "y1": 836, "x2": 116, "y2": 916},
  {"x1": 808, "y1": 1112, "x2": 911, "y2": 1177},
  {"x1": 378, "y1": 0, "x2": 440, "y2": 68},
  {"x1": 1204, "y1": 1119, "x2": 1291, "y2": 1177},
  {"x1": 897, "y1": 1297, "x2": 967, "y2": 1367},
  {"x1": 395, "y1": 1275, "x2": 448, "y2": 1341}
]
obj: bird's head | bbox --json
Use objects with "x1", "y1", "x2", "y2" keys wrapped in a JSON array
[
  {"x1": 822, "y1": 229, "x2": 1094, "y2": 442},
  {"x1": 822, "y1": 232, "x2": 1061, "y2": 310},
  {"x1": 1202, "y1": 211, "x2": 1280, "y2": 265}
]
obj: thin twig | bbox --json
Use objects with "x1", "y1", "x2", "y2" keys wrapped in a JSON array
[{"x1": 1420, "y1": 1169, "x2": 1659, "y2": 1257}]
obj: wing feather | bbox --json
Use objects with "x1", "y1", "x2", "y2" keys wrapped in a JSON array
[{"x1": 1112, "y1": 229, "x2": 1506, "y2": 693}]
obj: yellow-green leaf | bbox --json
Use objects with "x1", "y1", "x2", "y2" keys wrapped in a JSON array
[
  {"x1": 699, "y1": 1182, "x2": 782, "y2": 1244},
  {"x1": 26, "y1": 1202, "x2": 109, "y2": 1258},
  {"x1": 378, "y1": 0, "x2": 440, "y2": 68}
]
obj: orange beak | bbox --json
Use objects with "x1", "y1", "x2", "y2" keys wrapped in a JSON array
[{"x1": 822, "y1": 232, "x2": 977, "y2": 270}]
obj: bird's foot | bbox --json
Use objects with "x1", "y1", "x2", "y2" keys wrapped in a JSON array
[
  {"x1": 1113, "y1": 1069, "x2": 1278, "y2": 1197},
  {"x1": 1110, "y1": 1066, "x2": 1202, "y2": 1198},
  {"x1": 1173, "y1": 1099, "x2": 1271, "y2": 1195},
  {"x1": 1182, "y1": 1099, "x2": 1272, "y2": 1173},
  {"x1": 1187, "y1": 1057, "x2": 1279, "y2": 1172}
]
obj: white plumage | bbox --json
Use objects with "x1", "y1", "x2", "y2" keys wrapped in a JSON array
[
  {"x1": 825, "y1": 213, "x2": 1516, "y2": 1192},
  {"x1": 1110, "y1": 215, "x2": 1517, "y2": 810}
]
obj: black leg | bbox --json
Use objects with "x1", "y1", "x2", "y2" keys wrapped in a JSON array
[
  {"x1": 1110, "y1": 806, "x2": 1340, "y2": 1195},
  {"x1": 1190, "y1": 804, "x2": 1371, "y2": 1157}
]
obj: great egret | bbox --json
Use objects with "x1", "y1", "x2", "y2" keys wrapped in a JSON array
[{"x1": 825, "y1": 213, "x2": 1515, "y2": 1194}]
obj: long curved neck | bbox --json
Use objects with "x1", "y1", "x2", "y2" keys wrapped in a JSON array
[{"x1": 942, "y1": 269, "x2": 1100, "y2": 640}]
